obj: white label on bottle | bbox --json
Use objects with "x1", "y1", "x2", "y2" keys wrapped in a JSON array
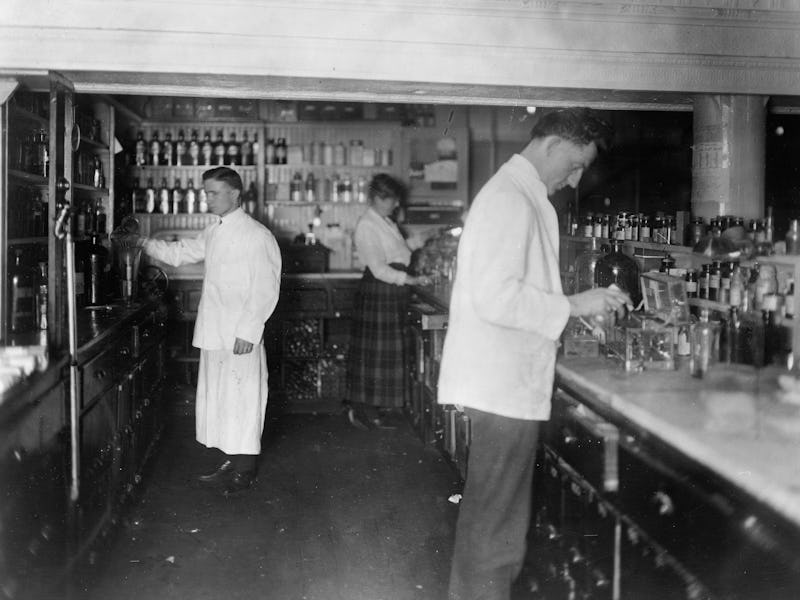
[{"x1": 686, "y1": 281, "x2": 697, "y2": 293}]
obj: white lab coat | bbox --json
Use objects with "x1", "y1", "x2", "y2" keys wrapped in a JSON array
[
  {"x1": 144, "y1": 208, "x2": 282, "y2": 453},
  {"x1": 437, "y1": 154, "x2": 571, "y2": 421}
]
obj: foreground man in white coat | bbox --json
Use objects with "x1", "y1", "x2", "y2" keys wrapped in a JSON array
[
  {"x1": 438, "y1": 108, "x2": 631, "y2": 599},
  {"x1": 144, "y1": 167, "x2": 281, "y2": 495}
]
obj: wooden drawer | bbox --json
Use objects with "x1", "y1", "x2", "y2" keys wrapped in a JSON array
[
  {"x1": 547, "y1": 390, "x2": 618, "y2": 493},
  {"x1": 81, "y1": 339, "x2": 132, "y2": 408}
]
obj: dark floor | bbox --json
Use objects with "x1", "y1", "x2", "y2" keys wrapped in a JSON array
[{"x1": 71, "y1": 385, "x2": 462, "y2": 600}]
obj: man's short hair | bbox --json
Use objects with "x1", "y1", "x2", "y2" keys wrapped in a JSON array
[
  {"x1": 530, "y1": 108, "x2": 614, "y2": 151},
  {"x1": 202, "y1": 166, "x2": 243, "y2": 193}
]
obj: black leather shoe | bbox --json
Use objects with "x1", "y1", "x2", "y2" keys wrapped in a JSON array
[
  {"x1": 198, "y1": 460, "x2": 235, "y2": 486},
  {"x1": 223, "y1": 471, "x2": 254, "y2": 495}
]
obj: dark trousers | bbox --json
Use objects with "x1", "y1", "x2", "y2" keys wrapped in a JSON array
[{"x1": 449, "y1": 408, "x2": 541, "y2": 600}]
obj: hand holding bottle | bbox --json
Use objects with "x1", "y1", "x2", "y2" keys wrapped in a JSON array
[{"x1": 567, "y1": 284, "x2": 632, "y2": 318}]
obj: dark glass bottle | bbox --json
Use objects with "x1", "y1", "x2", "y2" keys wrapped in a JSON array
[
  {"x1": 594, "y1": 239, "x2": 641, "y2": 305},
  {"x1": 201, "y1": 131, "x2": 213, "y2": 166},
  {"x1": 226, "y1": 132, "x2": 240, "y2": 166},
  {"x1": 708, "y1": 261, "x2": 721, "y2": 301},
  {"x1": 85, "y1": 234, "x2": 108, "y2": 306},
  {"x1": 213, "y1": 130, "x2": 226, "y2": 166},
  {"x1": 684, "y1": 269, "x2": 698, "y2": 299},
  {"x1": 175, "y1": 130, "x2": 187, "y2": 166},
  {"x1": 8, "y1": 249, "x2": 34, "y2": 333}
]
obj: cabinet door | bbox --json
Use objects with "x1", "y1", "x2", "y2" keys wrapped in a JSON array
[{"x1": 0, "y1": 382, "x2": 68, "y2": 598}]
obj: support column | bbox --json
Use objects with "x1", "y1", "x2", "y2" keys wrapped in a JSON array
[{"x1": 691, "y1": 95, "x2": 767, "y2": 221}]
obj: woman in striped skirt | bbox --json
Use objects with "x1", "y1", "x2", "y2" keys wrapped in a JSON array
[{"x1": 346, "y1": 174, "x2": 429, "y2": 429}]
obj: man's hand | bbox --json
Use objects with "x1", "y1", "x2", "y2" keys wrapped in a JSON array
[
  {"x1": 567, "y1": 286, "x2": 632, "y2": 318},
  {"x1": 233, "y1": 337, "x2": 254, "y2": 355}
]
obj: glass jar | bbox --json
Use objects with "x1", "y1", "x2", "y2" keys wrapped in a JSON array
[
  {"x1": 594, "y1": 239, "x2": 641, "y2": 306},
  {"x1": 573, "y1": 237, "x2": 607, "y2": 294},
  {"x1": 639, "y1": 215, "x2": 651, "y2": 242},
  {"x1": 688, "y1": 216, "x2": 706, "y2": 247},
  {"x1": 690, "y1": 310, "x2": 720, "y2": 378},
  {"x1": 753, "y1": 263, "x2": 778, "y2": 311}
]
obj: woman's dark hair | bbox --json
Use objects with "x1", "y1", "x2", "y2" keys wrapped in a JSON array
[
  {"x1": 368, "y1": 173, "x2": 407, "y2": 205},
  {"x1": 202, "y1": 166, "x2": 243, "y2": 193},
  {"x1": 530, "y1": 108, "x2": 614, "y2": 151}
]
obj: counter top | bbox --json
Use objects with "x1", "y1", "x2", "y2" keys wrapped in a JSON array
[
  {"x1": 556, "y1": 357, "x2": 800, "y2": 528},
  {"x1": 1, "y1": 301, "x2": 158, "y2": 420}
]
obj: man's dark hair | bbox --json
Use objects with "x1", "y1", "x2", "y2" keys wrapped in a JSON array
[
  {"x1": 530, "y1": 108, "x2": 614, "y2": 151},
  {"x1": 368, "y1": 173, "x2": 408, "y2": 205},
  {"x1": 202, "y1": 166, "x2": 243, "y2": 193}
]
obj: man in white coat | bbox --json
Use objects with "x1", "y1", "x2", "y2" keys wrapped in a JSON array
[
  {"x1": 438, "y1": 108, "x2": 631, "y2": 599},
  {"x1": 144, "y1": 166, "x2": 281, "y2": 495}
]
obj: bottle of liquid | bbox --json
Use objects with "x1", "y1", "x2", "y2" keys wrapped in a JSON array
[
  {"x1": 330, "y1": 174, "x2": 340, "y2": 203},
  {"x1": 84, "y1": 200, "x2": 96, "y2": 236},
  {"x1": 85, "y1": 234, "x2": 108, "y2": 306},
  {"x1": 175, "y1": 130, "x2": 187, "y2": 166},
  {"x1": 290, "y1": 172, "x2": 303, "y2": 202},
  {"x1": 92, "y1": 155, "x2": 104, "y2": 188},
  {"x1": 171, "y1": 177, "x2": 184, "y2": 214},
  {"x1": 304, "y1": 172, "x2": 316, "y2": 203},
  {"x1": 185, "y1": 179, "x2": 197, "y2": 214},
  {"x1": 158, "y1": 178, "x2": 170, "y2": 214},
  {"x1": 149, "y1": 130, "x2": 161, "y2": 166},
  {"x1": 594, "y1": 238, "x2": 641, "y2": 306},
  {"x1": 134, "y1": 131, "x2": 147, "y2": 166},
  {"x1": 240, "y1": 131, "x2": 253, "y2": 166},
  {"x1": 95, "y1": 199, "x2": 107, "y2": 235},
  {"x1": 251, "y1": 133, "x2": 260, "y2": 164},
  {"x1": 198, "y1": 187, "x2": 208, "y2": 213},
  {"x1": 213, "y1": 130, "x2": 226, "y2": 166},
  {"x1": 690, "y1": 309, "x2": 720, "y2": 378},
  {"x1": 201, "y1": 131, "x2": 213, "y2": 166},
  {"x1": 341, "y1": 175, "x2": 353, "y2": 203},
  {"x1": 34, "y1": 261, "x2": 48, "y2": 331},
  {"x1": 162, "y1": 132, "x2": 174, "y2": 166},
  {"x1": 684, "y1": 268, "x2": 698, "y2": 299},
  {"x1": 276, "y1": 138, "x2": 288, "y2": 165},
  {"x1": 225, "y1": 132, "x2": 240, "y2": 166},
  {"x1": 145, "y1": 177, "x2": 156, "y2": 213},
  {"x1": 721, "y1": 306, "x2": 741, "y2": 364},
  {"x1": 786, "y1": 219, "x2": 800, "y2": 255},
  {"x1": 729, "y1": 264, "x2": 745, "y2": 308},
  {"x1": 188, "y1": 130, "x2": 200, "y2": 166},
  {"x1": 708, "y1": 260, "x2": 721, "y2": 301},
  {"x1": 8, "y1": 249, "x2": 34, "y2": 333}
]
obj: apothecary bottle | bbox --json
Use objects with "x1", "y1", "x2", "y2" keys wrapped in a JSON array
[
  {"x1": 594, "y1": 238, "x2": 641, "y2": 305},
  {"x1": 573, "y1": 237, "x2": 607, "y2": 294},
  {"x1": 786, "y1": 219, "x2": 800, "y2": 255}
]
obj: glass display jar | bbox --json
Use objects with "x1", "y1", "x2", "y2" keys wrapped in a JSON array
[
  {"x1": 573, "y1": 237, "x2": 607, "y2": 294},
  {"x1": 594, "y1": 239, "x2": 641, "y2": 306}
]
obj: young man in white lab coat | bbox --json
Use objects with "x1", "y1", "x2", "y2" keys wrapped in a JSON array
[
  {"x1": 144, "y1": 167, "x2": 282, "y2": 494},
  {"x1": 438, "y1": 108, "x2": 631, "y2": 599}
]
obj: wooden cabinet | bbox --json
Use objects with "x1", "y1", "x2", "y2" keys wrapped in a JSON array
[
  {"x1": 528, "y1": 386, "x2": 800, "y2": 600},
  {"x1": 265, "y1": 275, "x2": 359, "y2": 413}
]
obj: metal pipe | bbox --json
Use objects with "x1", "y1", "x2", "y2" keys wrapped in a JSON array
[{"x1": 55, "y1": 201, "x2": 80, "y2": 503}]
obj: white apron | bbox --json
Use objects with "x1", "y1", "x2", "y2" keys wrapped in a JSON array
[{"x1": 196, "y1": 346, "x2": 269, "y2": 455}]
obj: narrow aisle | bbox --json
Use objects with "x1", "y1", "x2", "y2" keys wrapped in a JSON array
[{"x1": 74, "y1": 393, "x2": 460, "y2": 600}]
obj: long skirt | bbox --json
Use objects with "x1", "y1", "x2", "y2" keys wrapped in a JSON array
[
  {"x1": 195, "y1": 345, "x2": 269, "y2": 455},
  {"x1": 346, "y1": 270, "x2": 408, "y2": 409}
]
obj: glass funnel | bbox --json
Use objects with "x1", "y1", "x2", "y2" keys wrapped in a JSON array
[{"x1": 110, "y1": 217, "x2": 145, "y2": 304}]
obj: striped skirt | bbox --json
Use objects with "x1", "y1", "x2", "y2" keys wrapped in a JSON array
[{"x1": 346, "y1": 267, "x2": 409, "y2": 408}]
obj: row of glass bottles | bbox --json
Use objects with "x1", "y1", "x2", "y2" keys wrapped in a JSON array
[
  {"x1": 569, "y1": 212, "x2": 682, "y2": 245},
  {"x1": 74, "y1": 199, "x2": 108, "y2": 239},
  {"x1": 132, "y1": 178, "x2": 207, "y2": 215},
  {"x1": 285, "y1": 172, "x2": 368, "y2": 204},
  {"x1": 267, "y1": 138, "x2": 393, "y2": 168},
  {"x1": 133, "y1": 130, "x2": 257, "y2": 167}
]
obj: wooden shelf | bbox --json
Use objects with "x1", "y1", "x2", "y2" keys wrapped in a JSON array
[
  {"x1": 9, "y1": 169, "x2": 48, "y2": 185},
  {"x1": 9, "y1": 105, "x2": 48, "y2": 127},
  {"x1": 8, "y1": 237, "x2": 48, "y2": 245},
  {"x1": 131, "y1": 164, "x2": 257, "y2": 171},
  {"x1": 266, "y1": 163, "x2": 390, "y2": 170}
]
